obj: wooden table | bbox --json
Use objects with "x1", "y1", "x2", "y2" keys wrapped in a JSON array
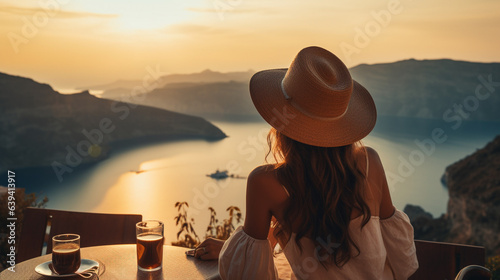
[{"x1": 0, "y1": 245, "x2": 219, "y2": 280}]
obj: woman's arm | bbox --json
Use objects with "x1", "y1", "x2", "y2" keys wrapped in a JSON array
[
  {"x1": 195, "y1": 166, "x2": 278, "y2": 260},
  {"x1": 366, "y1": 147, "x2": 395, "y2": 219},
  {"x1": 243, "y1": 166, "x2": 275, "y2": 239},
  {"x1": 217, "y1": 166, "x2": 281, "y2": 280}
]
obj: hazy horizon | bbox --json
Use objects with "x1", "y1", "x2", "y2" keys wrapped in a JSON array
[
  {"x1": 4, "y1": 57, "x2": 500, "y2": 95},
  {"x1": 1, "y1": 0, "x2": 499, "y2": 90}
]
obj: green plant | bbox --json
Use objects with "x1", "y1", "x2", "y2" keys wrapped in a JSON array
[
  {"x1": 205, "y1": 206, "x2": 242, "y2": 240},
  {"x1": 205, "y1": 207, "x2": 218, "y2": 239},
  {"x1": 0, "y1": 188, "x2": 48, "y2": 270},
  {"x1": 172, "y1": 202, "x2": 243, "y2": 248},
  {"x1": 487, "y1": 255, "x2": 500, "y2": 280},
  {"x1": 171, "y1": 202, "x2": 200, "y2": 248}
]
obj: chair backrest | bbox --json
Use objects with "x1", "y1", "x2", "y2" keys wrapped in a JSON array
[
  {"x1": 17, "y1": 207, "x2": 142, "y2": 262},
  {"x1": 409, "y1": 240, "x2": 486, "y2": 280}
]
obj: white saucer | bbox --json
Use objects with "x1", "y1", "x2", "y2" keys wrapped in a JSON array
[{"x1": 35, "y1": 259, "x2": 99, "y2": 277}]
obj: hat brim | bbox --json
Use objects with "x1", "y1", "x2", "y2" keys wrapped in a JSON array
[{"x1": 250, "y1": 69, "x2": 377, "y2": 147}]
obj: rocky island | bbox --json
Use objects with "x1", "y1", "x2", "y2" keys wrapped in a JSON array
[
  {"x1": 0, "y1": 72, "x2": 226, "y2": 180},
  {"x1": 405, "y1": 135, "x2": 500, "y2": 257}
]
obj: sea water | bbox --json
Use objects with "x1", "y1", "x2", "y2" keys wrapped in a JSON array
[{"x1": 19, "y1": 117, "x2": 500, "y2": 244}]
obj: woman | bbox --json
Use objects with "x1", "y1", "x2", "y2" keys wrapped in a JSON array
[{"x1": 195, "y1": 46, "x2": 419, "y2": 279}]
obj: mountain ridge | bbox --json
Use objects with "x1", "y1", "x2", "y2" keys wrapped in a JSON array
[
  {"x1": 91, "y1": 59, "x2": 500, "y2": 122},
  {"x1": 352, "y1": 58, "x2": 500, "y2": 68},
  {"x1": 81, "y1": 69, "x2": 255, "y2": 92},
  {"x1": 0, "y1": 72, "x2": 227, "y2": 176}
]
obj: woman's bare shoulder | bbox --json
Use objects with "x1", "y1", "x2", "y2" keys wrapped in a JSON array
[
  {"x1": 249, "y1": 164, "x2": 276, "y2": 177},
  {"x1": 364, "y1": 146, "x2": 381, "y2": 160},
  {"x1": 248, "y1": 165, "x2": 281, "y2": 191},
  {"x1": 364, "y1": 146, "x2": 384, "y2": 174},
  {"x1": 247, "y1": 165, "x2": 288, "y2": 203}
]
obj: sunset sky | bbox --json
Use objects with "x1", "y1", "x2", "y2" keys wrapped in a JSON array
[{"x1": 1, "y1": 0, "x2": 499, "y2": 90}]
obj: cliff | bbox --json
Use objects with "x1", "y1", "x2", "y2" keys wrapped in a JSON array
[
  {"x1": 0, "y1": 72, "x2": 226, "y2": 173},
  {"x1": 444, "y1": 135, "x2": 500, "y2": 256},
  {"x1": 407, "y1": 135, "x2": 500, "y2": 257}
]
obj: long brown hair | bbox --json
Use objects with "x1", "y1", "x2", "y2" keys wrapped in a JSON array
[{"x1": 267, "y1": 128, "x2": 371, "y2": 268}]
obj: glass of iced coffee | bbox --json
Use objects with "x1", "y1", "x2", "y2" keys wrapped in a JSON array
[{"x1": 136, "y1": 220, "x2": 164, "y2": 272}]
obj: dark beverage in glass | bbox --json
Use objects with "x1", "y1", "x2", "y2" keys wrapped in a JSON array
[
  {"x1": 52, "y1": 234, "x2": 81, "y2": 275},
  {"x1": 136, "y1": 220, "x2": 164, "y2": 271},
  {"x1": 136, "y1": 234, "x2": 164, "y2": 270},
  {"x1": 52, "y1": 244, "x2": 81, "y2": 274}
]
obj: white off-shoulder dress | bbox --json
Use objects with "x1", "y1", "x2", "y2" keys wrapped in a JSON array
[{"x1": 219, "y1": 209, "x2": 418, "y2": 279}]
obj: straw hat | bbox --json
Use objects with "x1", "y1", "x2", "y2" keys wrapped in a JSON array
[{"x1": 250, "y1": 46, "x2": 377, "y2": 147}]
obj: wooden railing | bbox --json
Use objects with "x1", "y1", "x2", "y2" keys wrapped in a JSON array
[
  {"x1": 17, "y1": 207, "x2": 142, "y2": 262},
  {"x1": 410, "y1": 240, "x2": 485, "y2": 280}
]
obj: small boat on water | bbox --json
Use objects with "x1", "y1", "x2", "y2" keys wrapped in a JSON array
[
  {"x1": 206, "y1": 169, "x2": 246, "y2": 180},
  {"x1": 207, "y1": 169, "x2": 229, "y2": 179}
]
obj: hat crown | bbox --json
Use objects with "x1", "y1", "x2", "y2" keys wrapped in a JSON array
[{"x1": 282, "y1": 46, "x2": 353, "y2": 119}]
